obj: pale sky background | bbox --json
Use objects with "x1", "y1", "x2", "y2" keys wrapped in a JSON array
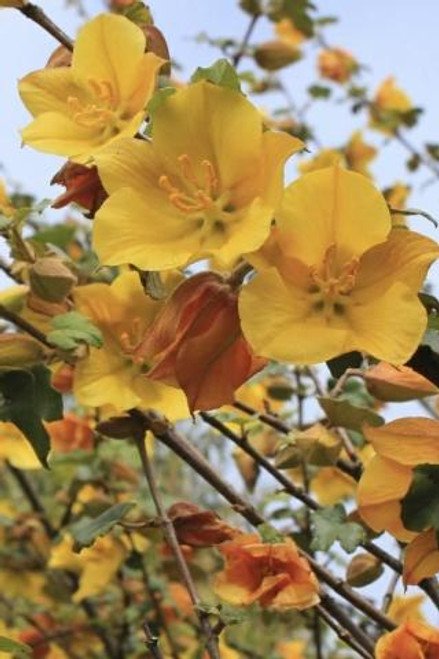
[{"x1": 1, "y1": 0, "x2": 439, "y2": 628}]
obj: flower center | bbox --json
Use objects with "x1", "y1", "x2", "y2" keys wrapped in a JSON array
[
  {"x1": 308, "y1": 243, "x2": 359, "y2": 319},
  {"x1": 118, "y1": 318, "x2": 147, "y2": 366},
  {"x1": 67, "y1": 77, "x2": 123, "y2": 132},
  {"x1": 158, "y1": 155, "x2": 234, "y2": 242}
]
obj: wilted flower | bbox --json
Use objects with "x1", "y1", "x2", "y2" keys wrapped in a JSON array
[
  {"x1": 375, "y1": 620, "x2": 439, "y2": 659},
  {"x1": 167, "y1": 502, "x2": 240, "y2": 547},
  {"x1": 318, "y1": 48, "x2": 358, "y2": 83},
  {"x1": 51, "y1": 162, "x2": 107, "y2": 217},
  {"x1": 215, "y1": 534, "x2": 320, "y2": 610},
  {"x1": 135, "y1": 272, "x2": 267, "y2": 411}
]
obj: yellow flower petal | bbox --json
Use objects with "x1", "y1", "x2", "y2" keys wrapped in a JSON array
[
  {"x1": 19, "y1": 67, "x2": 77, "y2": 116},
  {"x1": 276, "y1": 166, "x2": 391, "y2": 266},
  {"x1": 93, "y1": 187, "x2": 199, "y2": 269},
  {"x1": 364, "y1": 418, "x2": 439, "y2": 466},
  {"x1": 0, "y1": 422, "x2": 41, "y2": 470},
  {"x1": 21, "y1": 111, "x2": 102, "y2": 158},
  {"x1": 404, "y1": 529, "x2": 439, "y2": 586}
]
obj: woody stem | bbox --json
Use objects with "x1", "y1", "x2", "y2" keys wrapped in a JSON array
[
  {"x1": 19, "y1": 2, "x2": 74, "y2": 51},
  {"x1": 133, "y1": 433, "x2": 220, "y2": 659}
]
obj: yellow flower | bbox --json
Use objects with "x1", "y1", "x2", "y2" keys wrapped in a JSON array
[
  {"x1": 275, "y1": 18, "x2": 306, "y2": 47},
  {"x1": 49, "y1": 533, "x2": 126, "y2": 602},
  {"x1": 0, "y1": 180, "x2": 14, "y2": 216},
  {"x1": 387, "y1": 594, "x2": 425, "y2": 624},
  {"x1": 239, "y1": 166, "x2": 439, "y2": 365},
  {"x1": 19, "y1": 14, "x2": 163, "y2": 161},
  {"x1": 298, "y1": 148, "x2": 344, "y2": 174},
  {"x1": 93, "y1": 81, "x2": 303, "y2": 270},
  {"x1": 344, "y1": 130, "x2": 377, "y2": 177},
  {"x1": 403, "y1": 529, "x2": 439, "y2": 585},
  {"x1": 73, "y1": 271, "x2": 189, "y2": 417},
  {"x1": 370, "y1": 77, "x2": 412, "y2": 134},
  {"x1": 357, "y1": 418, "x2": 439, "y2": 542}
]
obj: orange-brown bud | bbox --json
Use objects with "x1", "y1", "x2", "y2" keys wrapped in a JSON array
[
  {"x1": 137, "y1": 272, "x2": 267, "y2": 411},
  {"x1": 51, "y1": 162, "x2": 107, "y2": 218},
  {"x1": 50, "y1": 363, "x2": 74, "y2": 393},
  {"x1": 318, "y1": 48, "x2": 358, "y2": 83},
  {"x1": 168, "y1": 501, "x2": 240, "y2": 547}
]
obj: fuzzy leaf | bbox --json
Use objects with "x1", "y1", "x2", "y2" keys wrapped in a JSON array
[
  {"x1": 191, "y1": 59, "x2": 241, "y2": 91},
  {"x1": 48, "y1": 311, "x2": 103, "y2": 351},
  {"x1": 318, "y1": 396, "x2": 383, "y2": 431},
  {"x1": 311, "y1": 505, "x2": 366, "y2": 553}
]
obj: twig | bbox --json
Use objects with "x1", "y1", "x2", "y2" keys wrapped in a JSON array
[
  {"x1": 233, "y1": 399, "x2": 363, "y2": 480},
  {"x1": 133, "y1": 432, "x2": 220, "y2": 659},
  {"x1": 125, "y1": 532, "x2": 181, "y2": 659},
  {"x1": 394, "y1": 129, "x2": 439, "y2": 181},
  {"x1": 0, "y1": 303, "x2": 52, "y2": 348},
  {"x1": 19, "y1": 3, "x2": 74, "y2": 51},
  {"x1": 329, "y1": 368, "x2": 364, "y2": 398},
  {"x1": 381, "y1": 571, "x2": 399, "y2": 613},
  {"x1": 227, "y1": 260, "x2": 253, "y2": 289},
  {"x1": 232, "y1": 13, "x2": 260, "y2": 68},
  {"x1": 6, "y1": 461, "x2": 56, "y2": 538},
  {"x1": 315, "y1": 603, "x2": 373, "y2": 659}
]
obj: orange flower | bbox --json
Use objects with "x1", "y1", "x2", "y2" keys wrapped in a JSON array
[
  {"x1": 136, "y1": 272, "x2": 267, "y2": 411},
  {"x1": 375, "y1": 620, "x2": 439, "y2": 658},
  {"x1": 48, "y1": 413, "x2": 94, "y2": 453},
  {"x1": 167, "y1": 502, "x2": 240, "y2": 547},
  {"x1": 51, "y1": 162, "x2": 107, "y2": 218},
  {"x1": 215, "y1": 534, "x2": 319, "y2": 610},
  {"x1": 318, "y1": 48, "x2": 358, "y2": 83}
]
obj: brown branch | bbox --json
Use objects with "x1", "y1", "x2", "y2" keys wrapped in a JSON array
[
  {"x1": 6, "y1": 461, "x2": 56, "y2": 538},
  {"x1": 125, "y1": 532, "x2": 181, "y2": 659},
  {"x1": 315, "y1": 602, "x2": 374, "y2": 659},
  {"x1": 233, "y1": 399, "x2": 363, "y2": 479},
  {"x1": 0, "y1": 303, "x2": 53, "y2": 348},
  {"x1": 133, "y1": 432, "x2": 220, "y2": 659},
  {"x1": 134, "y1": 411, "x2": 396, "y2": 641},
  {"x1": 19, "y1": 3, "x2": 74, "y2": 51}
]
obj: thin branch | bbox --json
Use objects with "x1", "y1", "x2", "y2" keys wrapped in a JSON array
[
  {"x1": 125, "y1": 532, "x2": 181, "y2": 659},
  {"x1": 133, "y1": 433, "x2": 220, "y2": 659},
  {"x1": 19, "y1": 3, "x2": 74, "y2": 51},
  {"x1": 315, "y1": 602, "x2": 373, "y2": 659},
  {"x1": 0, "y1": 303, "x2": 53, "y2": 348},
  {"x1": 6, "y1": 461, "x2": 56, "y2": 538},
  {"x1": 381, "y1": 571, "x2": 399, "y2": 614},
  {"x1": 232, "y1": 13, "x2": 260, "y2": 68}
]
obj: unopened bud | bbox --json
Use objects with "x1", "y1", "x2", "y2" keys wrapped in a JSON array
[
  {"x1": 346, "y1": 553, "x2": 383, "y2": 588},
  {"x1": 254, "y1": 41, "x2": 302, "y2": 71},
  {"x1": 29, "y1": 258, "x2": 77, "y2": 304},
  {"x1": 0, "y1": 334, "x2": 45, "y2": 369}
]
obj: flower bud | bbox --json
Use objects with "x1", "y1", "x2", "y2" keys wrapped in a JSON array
[
  {"x1": 29, "y1": 257, "x2": 77, "y2": 304},
  {"x1": 346, "y1": 553, "x2": 383, "y2": 588},
  {"x1": 51, "y1": 162, "x2": 107, "y2": 218},
  {"x1": 254, "y1": 40, "x2": 302, "y2": 71},
  {"x1": 318, "y1": 48, "x2": 358, "y2": 83}
]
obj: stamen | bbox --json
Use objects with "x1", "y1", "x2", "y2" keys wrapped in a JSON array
[
  {"x1": 178, "y1": 154, "x2": 198, "y2": 185},
  {"x1": 201, "y1": 159, "x2": 218, "y2": 195},
  {"x1": 159, "y1": 175, "x2": 179, "y2": 195}
]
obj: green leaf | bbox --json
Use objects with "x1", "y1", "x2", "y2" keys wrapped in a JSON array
[
  {"x1": 318, "y1": 396, "x2": 383, "y2": 431},
  {"x1": 311, "y1": 505, "x2": 366, "y2": 553},
  {"x1": 191, "y1": 59, "x2": 241, "y2": 91},
  {"x1": 258, "y1": 522, "x2": 285, "y2": 544},
  {"x1": 0, "y1": 365, "x2": 63, "y2": 467},
  {"x1": 32, "y1": 224, "x2": 76, "y2": 249},
  {"x1": 47, "y1": 311, "x2": 103, "y2": 351},
  {"x1": 401, "y1": 465, "x2": 439, "y2": 533},
  {"x1": 0, "y1": 636, "x2": 31, "y2": 656},
  {"x1": 267, "y1": 0, "x2": 315, "y2": 37},
  {"x1": 145, "y1": 86, "x2": 177, "y2": 137},
  {"x1": 308, "y1": 84, "x2": 331, "y2": 99},
  {"x1": 71, "y1": 502, "x2": 136, "y2": 552}
]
